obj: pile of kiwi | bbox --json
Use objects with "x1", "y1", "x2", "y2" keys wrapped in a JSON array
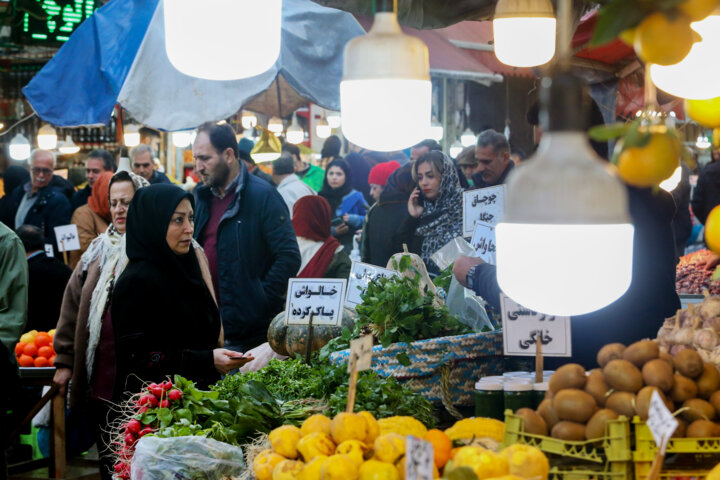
[{"x1": 515, "y1": 340, "x2": 720, "y2": 441}]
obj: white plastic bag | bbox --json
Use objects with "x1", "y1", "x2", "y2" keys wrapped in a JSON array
[
  {"x1": 431, "y1": 237, "x2": 475, "y2": 271},
  {"x1": 445, "y1": 277, "x2": 494, "y2": 332},
  {"x1": 131, "y1": 436, "x2": 245, "y2": 480}
]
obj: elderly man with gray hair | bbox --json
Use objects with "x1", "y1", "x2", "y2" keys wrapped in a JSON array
[
  {"x1": 272, "y1": 153, "x2": 316, "y2": 215},
  {"x1": 0, "y1": 149, "x2": 72, "y2": 255},
  {"x1": 471, "y1": 129, "x2": 513, "y2": 189},
  {"x1": 130, "y1": 144, "x2": 172, "y2": 184}
]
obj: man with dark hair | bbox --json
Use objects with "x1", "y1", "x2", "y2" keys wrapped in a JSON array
[
  {"x1": 16, "y1": 225, "x2": 71, "y2": 332},
  {"x1": 272, "y1": 153, "x2": 315, "y2": 214},
  {"x1": 238, "y1": 137, "x2": 275, "y2": 186},
  {"x1": 410, "y1": 139, "x2": 441, "y2": 161},
  {"x1": 193, "y1": 123, "x2": 301, "y2": 352},
  {"x1": 71, "y1": 149, "x2": 117, "y2": 211},
  {"x1": 472, "y1": 129, "x2": 513, "y2": 188},
  {"x1": 283, "y1": 143, "x2": 324, "y2": 192},
  {"x1": 131, "y1": 144, "x2": 172, "y2": 184}
]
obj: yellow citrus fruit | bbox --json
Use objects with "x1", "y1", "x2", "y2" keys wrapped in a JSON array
[
  {"x1": 297, "y1": 432, "x2": 335, "y2": 462},
  {"x1": 320, "y1": 454, "x2": 359, "y2": 480},
  {"x1": 273, "y1": 459, "x2": 304, "y2": 480},
  {"x1": 686, "y1": 96, "x2": 720, "y2": 128},
  {"x1": 377, "y1": 416, "x2": 427, "y2": 437},
  {"x1": 19, "y1": 332, "x2": 34, "y2": 344},
  {"x1": 254, "y1": 450, "x2": 287, "y2": 480},
  {"x1": 270, "y1": 425, "x2": 303, "y2": 459},
  {"x1": 373, "y1": 434, "x2": 406, "y2": 464},
  {"x1": 679, "y1": 0, "x2": 720, "y2": 21},
  {"x1": 705, "y1": 205, "x2": 720, "y2": 254},
  {"x1": 331, "y1": 413, "x2": 368, "y2": 444},
  {"x1": 617, "y1": 130, "x2": 681, "y2": 187},
  {"x1": 358, "y1": 411, "x2": 380, "y2": 444},
  {"x1": 359, "y1": 459, "x2": 400, "y2": 480},
  {"x1": 301, "y1": 414, "x2": 333, "y2": 437},
  {"x1": 634, "y1": 12, "x2": 695, "y2": 65},
  {"x1": 335, "y1": 440, "x2": 369, "y2": 466},
  {"x1": 451, "y1": 446, "x2": 509, "y2": 480},
  {"x1": 619, "y1": 28, "x2": 636, "y2": 46},
  {"x1": 297, "y1": 456, "x2": 328, "y2": 480},
  {"x1": 713, "y1": 128, "x2": 720, "y2": 147},
  {"x1": 501, "y1": 445, "x2": 550, "y2": 480}
]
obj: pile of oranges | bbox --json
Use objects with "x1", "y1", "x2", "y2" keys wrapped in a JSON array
[{"x1": 15, "y1": 329, "x2": 56, "y2": 368}]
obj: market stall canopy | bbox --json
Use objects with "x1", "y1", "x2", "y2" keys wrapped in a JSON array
[{"x1": 22, "y1": 0, "x2": 364, "y2": 130}]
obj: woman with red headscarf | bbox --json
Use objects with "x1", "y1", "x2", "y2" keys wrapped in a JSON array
[
  {"x1": 292, "y1": 196, "x2": 351, "y2": 279},
  {"x1": 68, "y1": 171, "x2": 113, "y2": 269}
]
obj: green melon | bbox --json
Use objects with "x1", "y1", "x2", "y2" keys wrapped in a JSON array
[{"x1": 267, "y1": 308, "x2": 357, "y2": 357}]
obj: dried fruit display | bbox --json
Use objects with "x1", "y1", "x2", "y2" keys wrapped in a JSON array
[{"x1": 676, "y1": 250, "x2": 720, "y2": 294}]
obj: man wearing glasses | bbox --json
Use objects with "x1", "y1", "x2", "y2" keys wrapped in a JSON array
[{"x1": 1, "y1": 149, "x2": 72, "y2": 254}]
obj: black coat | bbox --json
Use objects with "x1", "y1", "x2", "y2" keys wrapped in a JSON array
[
  {"x1": 672, "y1": 164, "x2": 692, "y2": 259},
  {"x1": 691, "y1": 161, "x2": 720, "y2": 224},
  {"x1": 26, "y1": 252, "x2": 72, "y2": 333},
  {"x1": 361, "y1": 195, "x2": 414, "y2": 267},
  {"x1": 71, "y1": 185, "x2": 91, "y2": 212}
]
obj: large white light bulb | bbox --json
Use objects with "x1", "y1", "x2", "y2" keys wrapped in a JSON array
[
  {"x1": 286, "y1": 113, "x2": 304, "y2": 144},
  {"x1": 58, "y1": 135, "x2": 80, "y2": 154},
  {"x1": 9, "y1": 133, "x2": 31, "y2": 161},
  {"x1": 172, "y1": 130, "x2": 195, "y2": 148},
  {"x1": 660, "y1": 166, "x2": 682, "y2": 192},
  {"x1": 460, "y1": 128, "x2": 476, "y2": 147},
  {"x1": 493, "y1": 0, "x2": 556, "y2": 67},
  {"x1": 37, "y1": 124, "x2": 57, "y2": 150},
  {"x1": 241, "y1": 110, "x2": 258, "y2": 130},
  {"x1": 268, "y1": 116, "x2": 284, "y2": 134},
  {"x1": 124, "y1": 124, "x2": 141, "y2": 147}
]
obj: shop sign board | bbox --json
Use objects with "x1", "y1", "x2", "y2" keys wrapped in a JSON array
[
  {"x1": 285, "y1": 278, "x2": 346, "y2": 326},
  {"x1": 470, "y1": 221, "x2": 496, "y2": 265},
  {"x1": 500, "y1": 293, "x2": 572, "y2": 357},
  {"x1": 462, "y1": 185, "x2": 505, "y2": 237},
  {"x1": 345, "y1": 261, "x2": 399, "y2": 308}
]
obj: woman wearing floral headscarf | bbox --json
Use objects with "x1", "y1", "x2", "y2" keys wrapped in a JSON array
[
  {"x1": 68, "y1": 171, "x2": 113, "y2": 269},
  {"x1": 398, "y1": 151, "x2": 463, "y2": 275},
  {"x1": 52, "y1": 171, "x2": 149, "y2": 480}
]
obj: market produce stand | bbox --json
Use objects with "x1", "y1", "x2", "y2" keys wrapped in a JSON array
[{"x1": 8, "y1": 367, "x2": 66, "y2": 479}]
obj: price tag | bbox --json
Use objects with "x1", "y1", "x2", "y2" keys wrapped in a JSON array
[
  {"x1": 405, "y1": 436, "x2": 434, "y2": 480},
  {"x1": 470, "y1": 221, "x2": 496, "y2": 265},
  {"x1": 54, "y1": 224, "x2": 80, "y2": 252},
  {"x1": 500, "y1": 293, "x2": 572, "y2": 357},
  {"x1": 462, "y1": 185, "x2": 505, "y2": 237},
  {"x1": 349, "y1": 335, "x2": 373, "y2": 373},
  {"x1": 345, "y1": 261, "x2": 399, "y2": 308},
  {"x1": 285, "y1": 278, "x2": 346, "y2": 326},
  {"x1": 44, "y1": 244, "x2": 54, "y2": 257},
  {"x1": 647, "y1": 390, "x2": 678, "y2": 454}
]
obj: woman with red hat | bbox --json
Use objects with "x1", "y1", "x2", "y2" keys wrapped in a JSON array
[{"x1": 367, "y1": 161, "x2": 401, "y2": 203}]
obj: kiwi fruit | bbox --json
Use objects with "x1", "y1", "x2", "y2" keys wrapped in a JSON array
[
  {"x1": 606, "y1": 392, "x2": 636, "y2": 418},
  {"x1": 673, "y1": 419, "x2": 686, "y2": 438},
  {"x1": 597, "y1": 343, "x2": 626, "y2": 368},
  {"x1": 674, "y1": 349, "x2": 704, "y2": 378},
  {"x1": 659, "y1": 351, "x2": 674, "y2": 369},
  {"x1": 516, "y1": 408, "x2": 548, "y2": 436},
  {"x1": 585, "y1": 369, "x2": 610, "y2": 407},
  {"x1": 603, "y1": 359, "x2": 643, "y2": 393},
  {"x1": 682, "y1": 398, "x2": 716, "y2": 423},
  {"x1": 709, "y1": 390, "x2": 720, "y2": 416},
  {"x1": 585, "y1": 409, "x2": 618, "y2": 440},
  {"x1": 696, "y1": 363, "x2": 720, "y2": 399},
  {"x1": 686, "y1": 419, "x2": 719, "y2": 438},
  {"x1": 642, "y1": 359, "x2": 674, "y2": 392},
  {"x1": 537, "y1": 399, "x2": 559, "y2": 430},
  {"x1": 636, "y1": 386, "x2": 665, "y2": 421},
  {"x1": 553, "y1": 389, "x2": 597, "y2": 423},
  {"x1": 551, "y1": 421, "x2": 586, "y2": 441},
  {"x1": 623, "y1": 339, "x2": 659, "y2": 367},
  {"x1": 671, "y1": 374, "x2": 698, "y2": 403},
  {"x1": 549, "y1": 364, "x2": 587, "y2": 392}
]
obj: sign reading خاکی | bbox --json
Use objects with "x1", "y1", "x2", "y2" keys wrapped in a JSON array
[
  {"x1": 500, "y1": 293, "x2": 572, "y2": 357},
  {"x1": 285, "y1": 278, "x2": 346, "y2": 326}
]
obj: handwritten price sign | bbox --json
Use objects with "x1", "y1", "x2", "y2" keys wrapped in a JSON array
[
  {"x1": 285, "y1": 279, "x2": 346, "y2": 326},
  {"x1": 500, "y1": 294, "x2": 572, "y2": 357},
  {"x1": 53, "y1": 224, "x2": 80, "y2": 252},
  {"x1": 470, "y1": 221, "x2": 496, "y2": 265},
  {"x1": 345, "y1": 261, "x2": 399, "y2": 308},
  {"x1": 462, "y1": 185, "x2": 506, "y2": 237}
]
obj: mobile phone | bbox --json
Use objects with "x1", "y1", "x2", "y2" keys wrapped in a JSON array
[{"x1": 331, "y1": 217, "x2": 344, "y2": 227}]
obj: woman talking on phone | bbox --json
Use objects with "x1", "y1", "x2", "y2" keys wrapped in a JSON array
[
  {"x1": 318, "y1": 159, "x2": 368, "y2": 250},
  {"x1": 398, "y1": 151, "x2": 463, "y2": 275}
]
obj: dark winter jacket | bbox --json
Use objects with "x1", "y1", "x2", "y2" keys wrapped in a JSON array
[
  {"x1": 193, "y1": 163, "x2": 301, "y2": 351},
  {"x1": 148, "y1": 170, "x2": 173, "y2": 185},
  {"x1": 26, "y1": 252, "x2": 72, "y2": 333},
  {"x1": 672, "y1": 164, "x2": 692, "y2": 259},
  {"x1": 471, "y1": 161, "x2": 514, "y2": 189},
  {"x1": 691, "y1": 160, "x2": 720, "y2": 224},
  {"x1": 71, "y1": 185, "x2": 92, "y2": 211}
]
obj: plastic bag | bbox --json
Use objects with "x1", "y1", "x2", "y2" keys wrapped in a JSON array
[
  {"x1": 131, "y1": 436, "x2": 245, "y2": 480},
  {"x1": 445, "y1": 277, "x2": 494, "y2": 332},
  {"x1": 431, "y1": 237, "x2": 475, "y2": 271}
]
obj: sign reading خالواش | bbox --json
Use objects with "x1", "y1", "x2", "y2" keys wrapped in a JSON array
[{"x1": 285, "y1": 278, "x2": 346, "y2": 326}]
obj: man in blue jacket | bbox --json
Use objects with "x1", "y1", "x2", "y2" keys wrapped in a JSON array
[{"x1": 192, "y1": 123, "x2": 301, "y2": 352}]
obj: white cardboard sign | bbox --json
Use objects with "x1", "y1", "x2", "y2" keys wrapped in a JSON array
[
  {"x1": 470, "y1": 221, "x2": 496, "y2": 265},
  {"x1": 500, "y1": 293, "x2": 572, "y2": 357},
  {"x1": 44, "y1": 244, "x2": 54, "y2": 257},
  {"x1": 53, "y1": 224, "x2": 80, "y2": 252},
  {"x1": 647, "y1": 390, "x2": 678, "y2": 455},
  {"x1": 285, "y1": 278, "x2": 346, "y2": 326},
  {"x1": 405, "y1": 436, "x2": 434, "y2": 480},
  {"x1": 462, "y1": 185, "x2": 506, "y2": 237},
  {"x1": 349, "y1": 334, "x2": 374, "y2": 373},
  {"x1": 345, "y1": 261, "x2": 399, "y2": 308}
]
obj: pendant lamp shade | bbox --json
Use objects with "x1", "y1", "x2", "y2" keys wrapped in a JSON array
[
  {"x1": 493, "y1": 0, "x2": 556, "y2": 67},
  {"x1": 124, "y1": 124, "x2": 141, "y2": 147},
  {"x1": 9, "y1": 133, "x2": 31, "y2": 161},
  {"x1": 251, "y1": 127, "x2": 282, "y2": 163},
  {"x1": 37, "y1": 124, "x2": 58, "y2": 150},
  {"x1": 286, "y1": 113, "x2": 304, "y2": 144},
  {"x1": 58, "y1": 135, "x2": 80, "y2": 154},
  {"x1": 241, "y1": 110, "x2": 258, "y2": 130}
]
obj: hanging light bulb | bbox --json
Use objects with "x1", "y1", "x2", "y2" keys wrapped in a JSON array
[
  {"x1": 449, "y1": 139, "x2": 463, "y2": 158},
  {"x1": 164, "y1": 0, "x2": 282, "y2": 80},
  {"x1": 286, "y1": 113, "x2": 305, "y2": 145},
  {"x1": 241, "y1": 110, "x2": 258, "y2": 130},
  {"x1": 493, "y1": 0, "x2": 556, "y2": 67},
  {"x1": 651, "y1": 13, "x2": 720, "y2": 99},
  {"x1": 117, "y1": 157, "x2": 132, "y2": 173},
  {"x1": 460, "y1": 128, "x2": 476, "y2": 147},
  {"x1": 496, "y1": 70, "x2": 634, "y2": 316},
  {"x1": 268, "y1": 116, "x2": 284, "y2": 135},
  {"x1": 340, "y1": 0, "x2": 431, "y2": 151},
  {"x1": 316, "y1": 114, "x2": 331, "y2": 139},
  {"x1": 696, "y1": 134, "x2": 712, "y2": 149},
  {"x1": 37, "y1": 124, "x2": 58, "y2": 150},
  {"x1": 124, "y1": 124, "x2": 141, "y2": 147},
  {"x1": 58, "y1": 135, "x2": 80, "y2": 155},
  {"x1": 429, "y1": 117, "x2": 443, "y2": 141},
  {"x1": 660, "y1": 166, "x2": 683, "y2": 192},
  {"x1": 9, "y1": 133, "x2": 31, "y2": 161},
  {"x1": 251, "y1": 127, "x2": 282, "y2": 163},
  {"x1": 326, "y1": 112, "x2": 342, "y2": 129},
  {"x1": 172, "y1": 130, "x2": 195, "y2": 148}
]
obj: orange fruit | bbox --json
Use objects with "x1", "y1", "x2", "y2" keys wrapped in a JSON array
[
  {"x1": 634, "y1": 12, "x2": 695, "y2": 66},
  {"x1": 48, "y1": 355, "x2": 56, "y2": 367},
  {"x1": 705, "y1": 205, "x2": 720, "y2": 254},
  {"x1": 686, "y1": 96, "x2": 720, "y2": 128},
  {"x1": 678, "y1": 0, "x2": 720, "y2": 21},
  {"x1": 34, "y1": 333, "x2": 51, "y2": 348},
  {"x1": 17, "y1": 354, "x2": 34, "y2": 367},
  {"x1": 14, "y1": 342, "x2": 26, "y2": 356},
  {"x1": 424, "y1": 429, "x2": 452, "y2": 469},
  {"x1": 23, "y1": 343, "x2": 38, "y2": 357},
  {"x1": 617, "y1": 129, "x2": 681, "y2": 187},
  {"x1": 37, "y1": 346, "x2": 53, "y2": 358},
  {"x1": 34, "y1": 356, "x2": 49, "y2": 367}
]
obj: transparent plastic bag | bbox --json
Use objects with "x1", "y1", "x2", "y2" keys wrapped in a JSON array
[
  {"x1": 131, "y1": 436, "x2": 245, "y2": 480},
  {"x1": 431, "y1": 237, "x2": 475, "y2": 271},
  {"x1": 445, "y1": 277, "x2": 494, "y2": 332}
]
